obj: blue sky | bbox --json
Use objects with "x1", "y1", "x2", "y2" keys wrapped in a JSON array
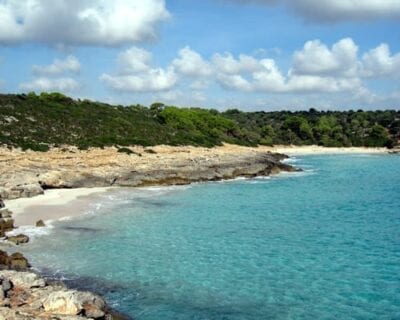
[{"x1": 0, "y1": 0, "x2": 399, "y2": 110}]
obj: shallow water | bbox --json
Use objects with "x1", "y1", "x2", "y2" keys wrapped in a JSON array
[{"x1": 22, "y1": 155, "x2": 400, "y2": 319}]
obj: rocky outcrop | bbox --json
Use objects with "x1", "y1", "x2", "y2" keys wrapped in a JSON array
[
  {"x1": 0, "y1": 145, "x2": 298, "y2": 200},
  {"x1": 0, "y1": 217, "x2": 14, "y2": 238},
  {"x1": 36, "y1": 220, "x2": 46, "y2": 227},
  {"x1": 0, "y1": 270, "x2": 121, "y2": 319},
  {"x1": 0, "y1": 251, "x2": 30, "y2": 270},
  {"x1": 6, "y1": 234, "x2": 29, "y2": 245}
]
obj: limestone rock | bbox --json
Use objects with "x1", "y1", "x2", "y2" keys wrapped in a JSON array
[
  {"x1": 43, "y1": 290, "x2": 105, "y2": 318},
  {"x1": 42, "y1": 290, "x2": 81, "y2": 315},
  {"x1": 0, "y1": 271, "x2": 45, "y2": 289}
]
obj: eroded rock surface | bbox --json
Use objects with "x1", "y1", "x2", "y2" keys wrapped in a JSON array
[
  {"x1": 0, "y1": 270, "x2": 121, "y2": 319},
  {"x1": 0, "y1": 145, "x2": 297, "y2": 200}
]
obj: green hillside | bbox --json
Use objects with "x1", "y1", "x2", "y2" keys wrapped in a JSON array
[{"x1": 0, "y1": 92, "x2": 398, "y2": 151}]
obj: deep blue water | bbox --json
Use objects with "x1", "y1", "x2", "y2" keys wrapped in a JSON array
[{"x1": 22, "y1": 154, "x2": 400, "y2": 319}]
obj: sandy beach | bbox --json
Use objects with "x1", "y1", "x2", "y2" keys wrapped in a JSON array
[
  {"x1": 6, "y1": 187, "x2": 111, "y2": 226},
  {"x1": 263, "y1": 145, "x2": 389, "y2": 155}
]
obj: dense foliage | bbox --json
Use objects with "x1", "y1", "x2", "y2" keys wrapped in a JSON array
[{"x1": 0, "y1": 93, "x2": 398, "y2": 151}]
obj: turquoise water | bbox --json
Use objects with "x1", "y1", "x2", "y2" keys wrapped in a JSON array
[{"x1": 22, "y1": 155, "x2": 400, "y2": 319}]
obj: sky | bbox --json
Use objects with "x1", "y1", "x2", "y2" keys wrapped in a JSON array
[{"x1": 0, "y1": 0, "x2": 399, "y2": 111}]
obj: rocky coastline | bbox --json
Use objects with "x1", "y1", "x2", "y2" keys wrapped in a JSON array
[
  {"x1": 0, "y1": 144, "x2": 297, "y2": 200},
  {"x1": 0, "y1": 144, "x2": 298, "y2": 319}
]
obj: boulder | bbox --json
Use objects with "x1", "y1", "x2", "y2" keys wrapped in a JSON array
[
  {"x1": 7, "y1": 253, "x2": 30, "y2": 271},
  {"x1": 7, "y1": 234, "x2": 30, "y2": 245},
  {"x1": 0, "y1": 218, "x2": 14, "y2": 234},
  {"x1": 43, "y1": 290, "x2": 105, "y2": 318},
  {"x1": 43, "y1": 291, "x2": 81, "y2": 315},
  {"x1": 35, "y1": 220, "x2": 45, "y2": 227},
  {"x1": 0, "y1": 208, "x2": 12, "y2": 219},
  {"x1": 0, "y1": 251, "x2": 8, "y2": 266}
]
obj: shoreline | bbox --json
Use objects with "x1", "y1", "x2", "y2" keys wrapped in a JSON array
[
  {"x1": 262, "y1": 145, "x2": 389, "y2": 155},
  {"x1": 6, "y1": 187, "x2": 112, "y2": 227},
  {"x1": 5, "y1": 146, "x2": 391, "y2": 228}
]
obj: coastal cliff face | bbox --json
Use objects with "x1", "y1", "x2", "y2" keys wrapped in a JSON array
[{"x1": 0, "y1": 144, "x2": 296, "y2": 200}]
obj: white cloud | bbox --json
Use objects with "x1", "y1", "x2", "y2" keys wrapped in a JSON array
[
  {"x1": 208, "y1": 38, "x2": 400, "y2": 94},
  {"x1": 361, "y1": 44, "x2": 400, "y2": 78},
  {"x1": 102, "y1": 39, "x2": 400, "y2": 103},
  {"x1": 212, "y1": 53, "x2": 260, "y2": 74},
  {"x1": 32, "y1": 55, "x2": 81, "y2": 75},
  {"x1": 173, "y1": 46, "x2": 212, "y2": 77},
  {"x1": 20, "y1": 77, "x2": 80, "y2": 92},
  {"x1": 292, "y1": 38, "x2": 359, "y2": 77},
  {"x1": 0, "y1": 0, "x2": 169, "y2": 46},
  {"x1": 229, "y1": 0, "x2": 400, "y2": 22},
  {"x1": 117, "y1": 47, "x2": 153, "y2": 74},
  {"x1": 21, "y1": 55, "x2": 82, "y2": 93},
  {"x1": 101, "y1": 46, "x2": 178, "y2": 92}
]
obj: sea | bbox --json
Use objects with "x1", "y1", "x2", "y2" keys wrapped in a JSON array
[{"x1": 19, "y1": 154, "x2": 400, "y2": 319}]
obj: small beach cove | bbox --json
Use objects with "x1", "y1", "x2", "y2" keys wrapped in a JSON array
[{"x1": 5, "y1": 153, "x2": 399, "y2": 320}]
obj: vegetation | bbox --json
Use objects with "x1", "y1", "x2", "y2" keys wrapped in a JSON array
[{"x1": 0, "y1": 93, "x2": 398, "y2": 151}]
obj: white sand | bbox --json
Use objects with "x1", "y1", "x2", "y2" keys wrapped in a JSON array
[
  {"x1": 262, "y1": 145, "x2": 388, "y2": 155},
  {"x1": 6, "y1": 187, "x2": 111, "y2": 226}
]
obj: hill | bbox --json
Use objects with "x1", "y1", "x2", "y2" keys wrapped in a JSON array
[{"x1": 0, "y1": 92, "x2": 398, "y2": 151}]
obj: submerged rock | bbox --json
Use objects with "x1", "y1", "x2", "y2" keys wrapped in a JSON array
[{"x1": 6, "y1": 234, "x2": 30, "y2": 245}]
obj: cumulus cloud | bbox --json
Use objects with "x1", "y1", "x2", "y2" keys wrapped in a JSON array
[
  {"x1": 173, "y1": 47, "x2": 212, "y2": 77},
  {"x1": 292, "y1": 38, "x2": 359, "y2": 77},
  {"x1": 207, "y1": 38, "x2": 399, "y2": 93},
  {"x1": 20, "y1": 77, "x2": 80, "y2": 92},
  {"x1": 101, "y1": 47, "x2": 178, "y2": 92},
  {"x1": 228, "y1": 0, "x2": 400, "y2": 22},
  {"x1": 0, "y1": 0, "x2": 169, "y2": 46},
  {"x1": 20, "y1": 56, "x2": 82, "y2": 93},
  {"x1": 102, "y1": 38, "x2": 400, "y2": 100},
  {"x1": 32, "y1": 56, "x2": 81, "y2": 76},
  {"x1": 361, "y1": 44, "x2": 400, "y2": 78}
]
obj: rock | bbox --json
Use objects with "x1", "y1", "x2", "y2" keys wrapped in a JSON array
[
  {"x1": 0, "y1": 199, "x2": 4, "y2": 209},
  {"x1": 0, "y1": 271, "x2": 44, "y2": 289},
  {"x1": 6, "y1": 235, "x2": 29, "y2": 245},
  {"x1": 42, "y1": 290, "x2": 82, "y2": 315},
  {"x1": 76, "y1": 291, "x2": 105, "y2": 319},
  {"x1": 42, "y1": 290, "x2": 106, "y2": 318},
  {"x1": 35, "y1": 220, "x2": 45, "y2": 227},
  {"x1": 0, "y1": 218, "x2": 14, "y2": 234},
  {"x1": 7, "y1": 184, "x2": 44, "y2": 200},
  {"x1": 1, "y1": 279, "x2": 12, "y2": 293},
  {"x1": 6, "y1": 253, "x2": 30, "y2": 271},
  {"x1": 0, "y1": 251, "x2": 9, "y2": 266},
  {"x1": 0, "y1": 209, "x2": 12, "y2": 219}
]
